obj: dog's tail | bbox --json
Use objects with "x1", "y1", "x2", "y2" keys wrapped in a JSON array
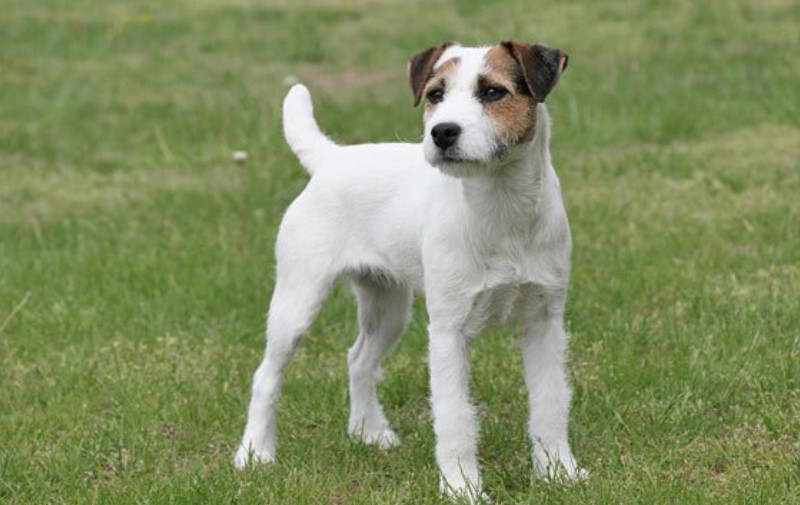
[{"x1": 283, "y1": 84, "x2": 336, "y2": 175}]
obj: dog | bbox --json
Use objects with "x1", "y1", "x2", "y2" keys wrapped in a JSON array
[{"x1": 234, "y1": 40, "x2": 586, "y2": 502}]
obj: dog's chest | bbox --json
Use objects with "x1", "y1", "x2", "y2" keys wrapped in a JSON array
[
  {"x1": 456, "y1": 234, "x2": 557, "y2": 338},
  {"x1": 459, "y1": 249, "x2": 542, "y2": 338},
  {"x1": 461, "y1": 282, "x2": 528, "y2": 338}
]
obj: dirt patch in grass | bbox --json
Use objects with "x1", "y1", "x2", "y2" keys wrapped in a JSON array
[{"x1": 291, "y1": 64, "x2": 400, "y2": 101}]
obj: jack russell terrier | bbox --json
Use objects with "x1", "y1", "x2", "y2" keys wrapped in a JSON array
[{"x1": 235, "y1": 40, "x2": 587, "y2": 502}]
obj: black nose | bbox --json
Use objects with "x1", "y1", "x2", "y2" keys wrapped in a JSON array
[{"x1": 431, "y1": 122, "x2": 461, "y2": 150}]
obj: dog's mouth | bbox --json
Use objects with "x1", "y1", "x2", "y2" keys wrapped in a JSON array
[
  {"x1": 435, "y1": 148, "x2": 505, "y2": 166},
  {"x1": 432, "y1": 153, "x2": 477, "y2": 170},
  {"x1": 434, "y1": 145, "x2": 474, "y2": 163},
  {"x1": 423, "y1": 135, "x2": 503, "y2": 174},
  {"x1": 440, "y1": 152, "x2": 463, "y2": 162},
  {"x1": 432, "y1": 139, "x2": 511, "y2": 164}
]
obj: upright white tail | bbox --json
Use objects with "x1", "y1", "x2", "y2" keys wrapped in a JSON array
[{"x1": 282, "y1": 84, "x2": 336, "y2": 175}]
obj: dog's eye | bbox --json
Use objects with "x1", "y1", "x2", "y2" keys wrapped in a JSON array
[
  {"x1": 481, "y1": 86, "x2": 508, "y2": 102},
  {"x1": 426, "y1": 88, "x2": 444, "y2": 104}
]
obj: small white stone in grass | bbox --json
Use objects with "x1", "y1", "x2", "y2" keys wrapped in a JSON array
[
  {"x1": 282, "y1": 74, "x2": 300, "y2": 87},
  {"x1": 232, "y1": 150, "x2": 249, "y2": 164}
]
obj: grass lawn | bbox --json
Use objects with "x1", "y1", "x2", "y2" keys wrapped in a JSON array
[{"x1": 1, "y1": 0, "x2": 799, "y2": 503}]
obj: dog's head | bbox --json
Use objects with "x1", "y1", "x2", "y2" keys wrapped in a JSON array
[{"x1": 409, "y1": 41, "x2": 568, "y2": 177}]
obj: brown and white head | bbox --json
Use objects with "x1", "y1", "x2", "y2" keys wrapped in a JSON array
[{"x1": 409, "y1": 41, "x2": 568, "y2": 177}]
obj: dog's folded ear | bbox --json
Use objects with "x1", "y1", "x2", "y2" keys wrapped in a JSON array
[
  {"x1": 408, "y1": 42, "x2": 452, "y2": 107},
  {"x1": 501, "y1": 41, "x2": 568, "y2": 103}
]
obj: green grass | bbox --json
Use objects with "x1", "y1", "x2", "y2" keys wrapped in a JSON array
[{"x1": 2, "y1": 0, "x2": 799, "y2": 503}]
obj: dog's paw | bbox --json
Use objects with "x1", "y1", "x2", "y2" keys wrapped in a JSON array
[
  {"x1": 439, "y1": 478, "x2": 490, "y2": 504},
  {"x1": 349, "y1": 425, "x2": 400, "y2": 450},
  {"x1": 569, "y1": 467, "x2": 590, "y2": 481},
  {"x1": 532, "y1": 448, "x2": 589, "y2": 484},
  {"x1": 233, "y1": 444, "x2": 275, "y2": 469},
  {"x1": 535, "y1": 461, "x2": 590, "y2": 484}
]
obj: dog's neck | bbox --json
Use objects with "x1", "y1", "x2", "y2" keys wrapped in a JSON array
[{"x1": 459, "y1": 104, "x2": 557, "y2": 236}]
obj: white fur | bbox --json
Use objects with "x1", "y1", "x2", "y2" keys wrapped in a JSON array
[{"x1": 235, "y1": 45, "x2": 585, "y2": 503}]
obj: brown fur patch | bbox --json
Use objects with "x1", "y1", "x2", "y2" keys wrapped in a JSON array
[
  {"x1": 432, "y1": 56, "x2": 460, "y2": 81},
  {"x1": 421, "y1": 57, "x2": 460, "y2": 116},
  {"x1": 408, "y1": 43, "x2": 452, "y2": 106},
  {"x1": 483, "y1": 46, "x2": 538, "y2": 145}
]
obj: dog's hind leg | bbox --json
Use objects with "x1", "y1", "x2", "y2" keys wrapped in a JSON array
[
  {"x1": 347, "y1": 274, "x2": 411, "y2": 449},
  {"x1": 234, "y1": 261, "x2": 335, "y2": 468}
]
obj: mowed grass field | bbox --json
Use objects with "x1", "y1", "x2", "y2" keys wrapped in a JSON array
[{"x1": 2, "y1": 0, "x2": 799, "y2": 503}]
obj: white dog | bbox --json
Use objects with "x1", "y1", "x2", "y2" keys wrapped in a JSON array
[{"x1": 235, "y1": 40, "x2": 586, "y2": 502}]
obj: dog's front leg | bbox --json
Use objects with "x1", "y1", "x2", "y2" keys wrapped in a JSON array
[
  {"x1": 521, "y1": 289, "x2": 587, "y2": 482},
  {"x1": 428, "y1": 324, "x2": 483, "y2": 502}
]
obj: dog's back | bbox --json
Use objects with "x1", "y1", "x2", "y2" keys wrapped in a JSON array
[{"x1": 279, "y1": 83, "x2": 449, "y2": 286}]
